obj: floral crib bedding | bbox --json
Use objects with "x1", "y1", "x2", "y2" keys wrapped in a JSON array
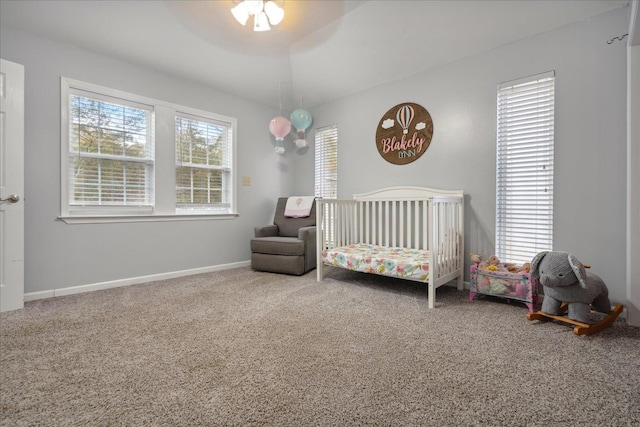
[{"x1": 322, "y1": 243, "x2": 430, "y2": 282}]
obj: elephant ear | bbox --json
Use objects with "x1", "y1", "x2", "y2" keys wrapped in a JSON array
[
  {"x1": 529, "y1": 251, "x2": 548, "y2": 279},
  {"x1": 568, "y1": 254, "x2": 588, "y2": 288}
]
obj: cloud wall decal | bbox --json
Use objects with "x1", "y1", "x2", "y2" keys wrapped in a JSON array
[{"x1": 381, "y1": 118, "x2": 395, "y2": 129}]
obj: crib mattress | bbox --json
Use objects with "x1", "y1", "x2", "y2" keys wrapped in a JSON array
[{"x1": 322, "y1": 243, "x2": 430, "y2": 282}]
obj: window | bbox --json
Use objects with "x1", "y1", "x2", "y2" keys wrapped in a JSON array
[
  {"x1": 66, "y1": 91, "x2": 154, "y2": 215},
  {"x1": 175, "y1": 115, "x2": 232, "y2": 212},
  {"x1": 496, "y1": 71, "x2": 555, "y2": 264},
  {"x1": 61, "y1": 78, "x2": 237, "y2": 221},
  {"x1": 314, "y1": 124, "x2": 338, "y2": 198}
]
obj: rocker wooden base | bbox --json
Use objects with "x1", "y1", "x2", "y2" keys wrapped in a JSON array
[{"x1": 527, "y1": 303, "x2": 624, "y2": 336}]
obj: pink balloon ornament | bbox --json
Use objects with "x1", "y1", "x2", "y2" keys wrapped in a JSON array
[{"x1": 269, "y1": 116, "x2": 292, "y2": 142}]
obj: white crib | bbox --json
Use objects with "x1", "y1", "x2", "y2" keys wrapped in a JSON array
[{"x1": 316, "y1": 186, "x2": 464, "y2": 308}]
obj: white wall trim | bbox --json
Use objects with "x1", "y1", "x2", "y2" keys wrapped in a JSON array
[
  {"x1": 58, "y1": 213, "x2": 239, "y2": 224},
  {"x1": 24, "y1": 260, "x2": 251, "y2": 302}
]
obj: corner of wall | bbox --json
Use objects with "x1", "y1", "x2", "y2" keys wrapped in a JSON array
[{"x1": 627, "y1": 43, "x2": 640, "y2": 327}]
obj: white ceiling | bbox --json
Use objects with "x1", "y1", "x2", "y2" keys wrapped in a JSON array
[{"x1": 0, "y1": 0, "x2": 630, "y2": 110}]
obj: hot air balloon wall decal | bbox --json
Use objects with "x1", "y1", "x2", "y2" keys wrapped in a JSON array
[
  {"x1": 396, "y1": 104, "x2": 414, "y2": 135},
  {"x1": 375, "y1": 102, "x2": 433, "y2": 165}
]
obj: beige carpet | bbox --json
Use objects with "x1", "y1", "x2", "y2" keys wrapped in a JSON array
[{"x1": 1, "y1": 267, "x2": 639, "y2": 426}]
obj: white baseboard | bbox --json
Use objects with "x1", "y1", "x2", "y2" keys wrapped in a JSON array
[
  {"x1": 24, "y1": 260, "x2": 251, "y2": 302},
  {"x1": 445, "y1": 280, "x2": 471, "y2": 290}
]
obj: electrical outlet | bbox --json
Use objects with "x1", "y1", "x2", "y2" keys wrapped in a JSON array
[{"x1": 242, "y1": 176, "x2": 251, "y2": 186}]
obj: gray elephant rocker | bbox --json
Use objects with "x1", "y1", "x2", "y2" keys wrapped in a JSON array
[{"x1": 526, "y1": 251, "x2": 623, "y2": 336}]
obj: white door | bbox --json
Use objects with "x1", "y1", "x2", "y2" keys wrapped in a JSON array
[{"x1": 0, "y1": 59, "x2": 25, "y2": 312}]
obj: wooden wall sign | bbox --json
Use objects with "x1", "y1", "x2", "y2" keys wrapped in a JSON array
[{"x1": 375, "y1": 102, "x2": 433, "y2": 165}]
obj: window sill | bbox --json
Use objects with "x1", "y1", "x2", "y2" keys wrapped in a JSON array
[{"x1": 58, "y1": 213, "x2": 239, "y2": 224}]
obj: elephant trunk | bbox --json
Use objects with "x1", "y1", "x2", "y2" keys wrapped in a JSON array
[{"x1": 539, "y1": 276, "x2": 556, "y2": 287}]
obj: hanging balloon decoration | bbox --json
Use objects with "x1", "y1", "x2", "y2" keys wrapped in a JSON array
[
  {"x1": 396, "y1": 104, "x2": 415, "y2": 135},
  {"x1": 290, "y1": 109, "x2": 313, "y2": 148},
  {"x1": 269, "y1": 116, "x2": 291, "y2": 154}
]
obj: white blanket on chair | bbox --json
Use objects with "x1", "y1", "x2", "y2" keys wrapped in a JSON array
[{"x1": 284, "y1": 196, "x2": 314, "y2": 218}]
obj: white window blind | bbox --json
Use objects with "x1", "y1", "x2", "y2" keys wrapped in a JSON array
[
  {"x1": 314, "y1": 124, "x2": 338, "y2": 199},
  {"x1": 496, "y1": 71, "x2": 555, "y2": 264},
  {"x1": 175, "y1": 115, "x2": 233, "y2": 212},
  {"x1": 67, "y1": 92, "x2": 154, "y2": 213}
]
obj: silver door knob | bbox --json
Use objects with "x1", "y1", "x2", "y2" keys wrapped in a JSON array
[{"x1": 1, "y1": 194, "x2": 20, "y2": 203}]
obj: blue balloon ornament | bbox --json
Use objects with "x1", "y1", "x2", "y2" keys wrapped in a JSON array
[{"x1": 290, "y1": 109, "x2": 312, "y2": 132}]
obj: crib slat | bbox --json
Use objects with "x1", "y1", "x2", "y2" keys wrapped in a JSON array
[
  {"x1": 338, "y1": 202, "x2": 343, "y2": 247},
  {"x1": 399, "y1": 201, "x2": 404, "y2": 247},
  {"x1": 340, "y1": 202, "x2": 343, "y2": 247},
  {"x1": 427, "y1": 200, "x2": 432, "y2": 253},
  {"x1": 416, "y1": 200, "x2": 420, "y2": 249},
  {"x1": 391, "y1": 201, "x2": 397, "y2": 247},
  {"x1": 384, "y1": 201, "x2": 389, "y2": 246},
  {"x1": 333, "y1": 202, "x2": 338, "y2": 247}
]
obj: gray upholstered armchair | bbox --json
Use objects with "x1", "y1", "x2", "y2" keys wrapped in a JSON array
[{"x1": 250, "y1": 197, "x2": 317, "y2": 275}]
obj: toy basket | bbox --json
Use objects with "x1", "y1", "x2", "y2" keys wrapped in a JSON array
[{"x1": 469, "y1": 264, "x2": 539, "y2": 312}]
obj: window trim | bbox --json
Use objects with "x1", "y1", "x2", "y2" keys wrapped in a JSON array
[{"x1": 60, "y1": 77, "x2": 238, "y2": 223}]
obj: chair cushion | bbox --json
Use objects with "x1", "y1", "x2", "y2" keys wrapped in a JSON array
[
  {"x1": 251, "y1": 236, "x2": 306, "y2": 256},
  {"x1": 251, "y1": 253, "x2": 305, "y2": 276}
]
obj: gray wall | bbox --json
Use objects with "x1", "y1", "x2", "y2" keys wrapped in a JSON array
[
  {"x1": 1, "y1": 7, "x2": 631, "y2": 305},
  {"x1": 297, "y1": 7, "x2": 630, "y2": 304},
  {"x1": 0, "y1": 27, "x2": 297, "y2": 294}
]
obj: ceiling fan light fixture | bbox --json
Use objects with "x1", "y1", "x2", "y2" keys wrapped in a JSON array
[
  {"x1": 245, "y1": 1, "x2": 264, "y2": 16},
  {"x1": 254, "y1": 11, "x2": 271, "y2": 32},
  {"x1": 231, "y1": 2, "x2": 250, "y2": 26},
  {"x1": 264, "y1": 1, "x2": 284, "y2": 26},
  {"x1": 231, "y1": 0, "x2": 283, "y2": 32}
]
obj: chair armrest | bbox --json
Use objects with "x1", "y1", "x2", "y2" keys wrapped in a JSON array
[
  {"x1": 254, "y1": 225, "x2": 279, "y2": 238},
  {"x1": 298, "y1": 225, "x2": 316, "y2": 241},
  {"x1": 299, "y1": 226, "x2": 317, "y2": 272}
]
